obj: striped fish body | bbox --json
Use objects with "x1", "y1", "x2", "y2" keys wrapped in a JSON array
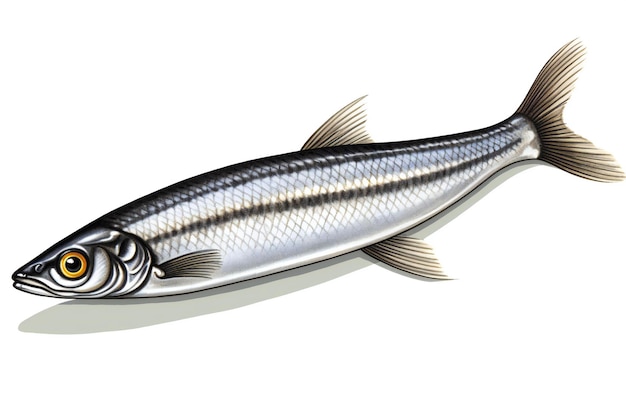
[
  {"x1": 12, "y1": 41, "x2": 623, "y2": 299},
  {"x1": 103, "y1": 115, "x2": 539, "y2": 296}
]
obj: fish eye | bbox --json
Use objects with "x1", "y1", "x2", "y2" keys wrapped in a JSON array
[{"x1": 58, "y1": 251, "x2": 89, "y2": 279}]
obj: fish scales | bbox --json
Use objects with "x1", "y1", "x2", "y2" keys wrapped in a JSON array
[{"x1": 99, "y1": 116, "x2": 536, "y2": 294}]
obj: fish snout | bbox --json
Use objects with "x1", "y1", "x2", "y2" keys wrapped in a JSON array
[
  {"x1": 13, "y1": 262, "x2": 44, "y2": 280},
  {"x1": 12, "y1": 262, "x2": 58, "y2": 297},
  {"x1": 12, "y1": 262, "x2": 48, "y2": 291}
]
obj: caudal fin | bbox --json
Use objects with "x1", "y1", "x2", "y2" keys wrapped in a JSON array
[{"x1": 517, "y1": 40, "x2": 624, "y2": 182}]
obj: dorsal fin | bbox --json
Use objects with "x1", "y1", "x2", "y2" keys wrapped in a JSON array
[
  {"x1": 301, "y1": 96, "x2": 374, "y2": 150},
  {"x1": 362, "y1": 236, "x2": 449, "y2": 280}
]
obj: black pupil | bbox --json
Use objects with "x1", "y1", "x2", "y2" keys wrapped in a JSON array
[{"x1": 65, "y1": 256, "x2": 82, "y2": 273}]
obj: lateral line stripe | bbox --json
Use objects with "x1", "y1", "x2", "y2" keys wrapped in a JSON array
[
  {"x1": 143, "y1": 137, "x2": 521, "y2": 246},
  {"x1": 106, "y1": 124, "x2": 514, "y2": 227}
]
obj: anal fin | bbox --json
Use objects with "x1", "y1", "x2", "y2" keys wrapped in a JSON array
[
  {"x1": 157, "y1": 250, "x2": 221, "y2": 279},
  {"x1": 362, "y1": 236, "x2": 449, "y2": 280}
]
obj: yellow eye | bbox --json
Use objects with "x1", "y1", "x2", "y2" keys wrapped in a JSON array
[{"x1": 59, "y1": 251, "x2": 88, "y2": 279}]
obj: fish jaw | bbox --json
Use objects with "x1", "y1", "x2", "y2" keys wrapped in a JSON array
[
  {"x1": 12, "y1": 258, "x2": 61, "y2": 297},
  {"x1": 12, "y1": 272, "x2": 62, "y2": 297}
]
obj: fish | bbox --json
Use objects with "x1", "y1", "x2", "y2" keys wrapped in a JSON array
[{"x1": 12, "y1": 40, "x2": 624, "y2": 298}]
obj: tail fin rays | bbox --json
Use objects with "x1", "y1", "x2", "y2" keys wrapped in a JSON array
[{"x1": 517, "y1": 40, "x2": 624, "y2": 182}]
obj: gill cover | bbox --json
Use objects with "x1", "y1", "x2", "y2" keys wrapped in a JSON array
[{"x1": 12, "y1": 227, "x2": 153, "y2": 298}]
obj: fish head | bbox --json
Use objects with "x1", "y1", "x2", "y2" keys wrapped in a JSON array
[{"x1": 12, "y1": 227, "x2": 154, "y2": 298}]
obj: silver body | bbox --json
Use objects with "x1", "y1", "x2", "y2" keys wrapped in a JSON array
[{"x1": 103, "y1": 115, "x2": 539, "y2": 297}]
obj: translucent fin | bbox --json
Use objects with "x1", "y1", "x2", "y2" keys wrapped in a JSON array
[
  {"x1": 301, "y1": 96, "x2": 374, "y2": 150},
  {"x1": 362, "y1": 236, "x2": 449, "y2": 280},
  {"x1": 516, "y1": 40, "x2": 624, "y2": 182},
  {"x1": 157, "y1": 250, "x2": 221, "y2": 279}
]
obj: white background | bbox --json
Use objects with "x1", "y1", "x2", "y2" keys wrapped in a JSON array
[{"x1": 1, "y1": 1, "x2": 625, "y2": 416}]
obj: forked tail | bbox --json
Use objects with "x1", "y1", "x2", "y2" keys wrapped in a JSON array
[{"x1": 516, "y1": 40, "x2": 624, "y2": 182}]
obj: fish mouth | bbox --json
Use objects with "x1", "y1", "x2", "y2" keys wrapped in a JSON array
[{"x1": 12, "y1": 272, "x2": 58, "y2": 297}]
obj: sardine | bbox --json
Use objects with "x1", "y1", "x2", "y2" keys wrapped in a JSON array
[{"x1": 12, "y1": 40, "x2": 624, "y2": 298}]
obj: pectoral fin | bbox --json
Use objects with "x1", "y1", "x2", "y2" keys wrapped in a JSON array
[
  {"x1": 157, "y1": 250, "x2": 221, "y2": 279},
  {"x1": 301, "y1": 96, "x2": 374, "y2": 150},
  {"x1": 362, "y1": 236, "x2": 449, "y2": 280}
]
